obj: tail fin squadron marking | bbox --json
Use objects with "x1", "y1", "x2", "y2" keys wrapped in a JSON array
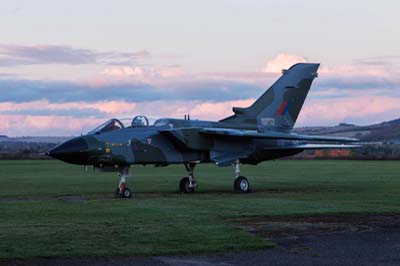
[{"x1": 277, "y1": 101, "x2": 290, "y2": 116}]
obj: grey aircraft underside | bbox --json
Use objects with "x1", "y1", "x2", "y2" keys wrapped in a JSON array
[{"x1": 47, "y1": 63, "x2": 359, "y2": 198}]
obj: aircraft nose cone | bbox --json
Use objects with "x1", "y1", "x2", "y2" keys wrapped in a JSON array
[{"x1": 47, "y1": 137, "x2": 89, "y2": 164}]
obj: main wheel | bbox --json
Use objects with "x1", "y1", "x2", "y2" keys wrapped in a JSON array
[
  {"x1": 121, "y1": 188, "x2": 132, "y2": 198},
  {"x1": 179, "y1": 177, "x2": 195, "y2": 193},
  {"x1": 234, "y1": 176, "x2": 250, "y2": 193}
]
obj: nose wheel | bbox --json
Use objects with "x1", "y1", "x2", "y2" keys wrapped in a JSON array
[
  {"x1": 179, "y1": 177, "x2": 195, "y2": 193},
  {"x1": 233, "y1": 160, "x2": 250, "y2": 193},
  {"x1": 116, "y1": 167, "x2": 132, "y2": 198},
  {"x1": 115, "y1": 187, "x2": 132, "y2": 198}
]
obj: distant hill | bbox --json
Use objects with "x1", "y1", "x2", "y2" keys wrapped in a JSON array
[
  {"x1": 0, "y1": 136, "x2": 71, "y2": 159},
  {"x1": 293, "y1": 118, "x2": 400, "y2": 159},
  {"x1": 294, "y1": 118, "x2": 400, "y2": 144},
  {"x1": 0, "y1": 136, "x2": 70, "y2": 144}
]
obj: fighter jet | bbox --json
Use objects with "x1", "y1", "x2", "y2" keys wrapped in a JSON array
[{"x1": 47, "y1": 63, "x2": 358, "y2": 198}]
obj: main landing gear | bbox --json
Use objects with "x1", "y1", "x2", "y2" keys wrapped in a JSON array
[
  {"x1": 115, "y1": 167, "x2": 132, "y2": 198},
  {"x1": 233, "y1": 160, "x2": 250, "y2": 193},
  {"x1": 179, "y1": 162, "x2": 198, "y2": 193},
  {"x1": 178, "y1": 160, "x2": 250, "y2": 193}
]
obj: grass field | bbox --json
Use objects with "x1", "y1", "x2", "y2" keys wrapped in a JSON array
[{"x1": 0, "y1": 160, "x2": 399, "y2": 259}]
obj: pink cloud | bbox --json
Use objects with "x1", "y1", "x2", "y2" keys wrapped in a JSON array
[
  {"x1": 1, "y1": 52, "x2": 400, "y2": 136},
  {"x1": 0, "y1": 99, "x2": 256, "y2": 136},
  {"x1": 101, "y1": 66, "x2": 144, "y2": 77},
  {"x1": 189, "y1": 99, "x2": 255, "y2": 121},
  {"x1": 0, "y1": 100, "x2": 138, "y2": 117},
  {"x1": 0, "y1": 95, "x2": 399, "y2": 136},
  {"x1": 298, "y1": 95, "x2": 400, "y2": 126},
  {"x1": 91, "y1": 101, "x2": 137, "y2": 116},
  {"x1": 0, "y1": 114, "x2": 103, "y2": 136},
  {"x1": 100, "y1": 65, "x2": 186, "y2": 83},
  {"x1": 319, "y1": 64, "x2": 398, "y2": 79},
  {"x1": 83, "y1": 77, "x2": 110, "y2": 88}
]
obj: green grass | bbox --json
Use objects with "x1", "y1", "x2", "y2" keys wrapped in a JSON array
[{"x1": 0, "y1": 160, "x2": 399, "y2": 259}]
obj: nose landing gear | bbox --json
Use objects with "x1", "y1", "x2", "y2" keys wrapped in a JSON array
[{"x1": 115, "y1": 167, "x2": 132, "y2": 198}]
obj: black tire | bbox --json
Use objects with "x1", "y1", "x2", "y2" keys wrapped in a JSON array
[
  {"x1": 179, "y1": 177, "x2": 194, "y2": 193},
  {"x1": 234, "y1": 176, "x2": 250, "y2": 193},
  {"x1": 121, "y1": 188, "x2": 132, "y2": 198}
]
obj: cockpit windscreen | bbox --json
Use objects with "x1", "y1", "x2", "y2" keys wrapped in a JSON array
[{"x1": 87, "y1": 119, "x2": 124, "y2": 135}]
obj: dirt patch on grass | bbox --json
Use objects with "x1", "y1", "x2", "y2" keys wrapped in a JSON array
[
  {"x1": 0, "y1": 194, "x2": 113, "y2": 203},
  {"x1": 233, "y1": 213, "x2": 400, "y2": 240}
]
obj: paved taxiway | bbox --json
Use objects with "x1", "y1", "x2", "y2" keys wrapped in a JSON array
[{"x1": 4, "y1": 226, "x2": 400, "y2": 266}]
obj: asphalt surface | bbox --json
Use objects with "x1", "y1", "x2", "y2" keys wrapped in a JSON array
[{"x1": 4, "y1": 227, "x2": 400, "y2": 266}]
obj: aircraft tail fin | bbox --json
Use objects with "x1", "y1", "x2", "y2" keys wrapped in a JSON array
[{"x1": 220, "y1": 63, "x2": 320, "y2": 131}]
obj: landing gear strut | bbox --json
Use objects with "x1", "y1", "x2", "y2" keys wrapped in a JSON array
[
  {"x1": 179, "y1": 162, "x2": 198, "y2": 193},
  {"x1": 233, "y1": 160, "x2": 250, "y2": 193},
  {"x1": 115, "y1": 167, "x2": 132, "y2": 198}
]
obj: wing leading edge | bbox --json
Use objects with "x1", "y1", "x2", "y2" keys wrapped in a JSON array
[
  {"x1": 263, "y1": 144, "x2": 360, "y2": 150},
  {"x1": 200, "y1": 128, "x2": 359, "y2": 143}
]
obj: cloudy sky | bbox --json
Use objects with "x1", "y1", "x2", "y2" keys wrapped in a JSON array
[{"x1": 1, "y1": 0, "x2": 399, "y2": 136}]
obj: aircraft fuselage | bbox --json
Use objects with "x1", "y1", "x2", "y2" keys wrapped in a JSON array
[{"x1": 48, "y1": 118, "x2": 303, "y2": 169}]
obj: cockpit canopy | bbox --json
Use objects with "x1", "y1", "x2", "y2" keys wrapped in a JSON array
[
  {"x1": 87, "y1": 118, "x2": 124, "y2": 135},
  {"x1": 131, "y1": 115, "x2": 149, "y2": 128},
  {"x1": 87, "y1": 115, "x2": 153, "y2": 135}
]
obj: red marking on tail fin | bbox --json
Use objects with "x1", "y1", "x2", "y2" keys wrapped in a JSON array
[{"x1": 277, "y1": 101, "x2": 287, "y2": 115}]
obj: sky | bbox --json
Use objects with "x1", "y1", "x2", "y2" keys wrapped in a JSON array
[{"x1": 0, "y1": 0, "x2": 399, "y2": 136}]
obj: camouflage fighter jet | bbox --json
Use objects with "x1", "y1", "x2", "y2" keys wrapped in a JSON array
[{"x1": 47, "y1": 63, "x2": 359, "y2": 198}]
